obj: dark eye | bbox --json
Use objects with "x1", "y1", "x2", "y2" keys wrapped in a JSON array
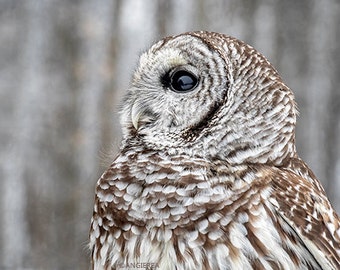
[{"x1": 164, "y1": 69, "x2": 199, "y2": 92}]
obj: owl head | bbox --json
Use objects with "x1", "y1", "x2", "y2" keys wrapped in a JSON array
[{"x1": 120, "y1": 31, "x2": 297, "y2": 165}]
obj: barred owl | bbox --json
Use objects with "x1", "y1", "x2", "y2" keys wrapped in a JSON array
[{"x1": 89, "y1": 31, "x2": 340, "y2": 269}]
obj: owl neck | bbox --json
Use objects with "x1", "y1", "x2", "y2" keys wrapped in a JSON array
[
  {"x1": 223, "y1": 136, "x2": 297, "y2": 166},
  {"x1": 195, "y1": 116, "x2": 298, "y2": 166},
  {"x1": 121, "y1": 128, "x2": 297, "y2": 168}
]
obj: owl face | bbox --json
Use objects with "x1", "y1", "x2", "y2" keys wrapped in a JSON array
[
  {"x1": 121, "y1": 34, "x2": 229, "y2": 144},
  {"x1": 120, "y1": 31, "x2": 296, "y2": 164}
]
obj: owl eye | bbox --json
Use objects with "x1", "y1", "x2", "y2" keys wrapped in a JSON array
[
  {"x1": 170, "y1": 70, "x2": 198, "y2": 92},
  {"x1": 162, "y1": 68, "x2": 199, "y2": 93}
]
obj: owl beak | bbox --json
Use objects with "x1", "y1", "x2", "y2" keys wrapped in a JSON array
[
  {"x1": 131, "y1": 101, "x2": 142, "y2": 130},
  {"x1": 131, "y1": 100, "x2": 156, "y2": 130},
  {"x1": 132, "y1": 118, "x2": 139, "y2": 130}
]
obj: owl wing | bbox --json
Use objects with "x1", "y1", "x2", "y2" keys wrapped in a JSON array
[{"x1": 268, "y1": 167, "x2": 340, "y2": 269}]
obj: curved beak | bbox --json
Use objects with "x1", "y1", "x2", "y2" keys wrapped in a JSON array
[
  {"x1": 131, "y1": 101, "x2": 143, "y2": 130},
  {"x1": 130, "y1": 100, "x2": 156, "y2": 130}
]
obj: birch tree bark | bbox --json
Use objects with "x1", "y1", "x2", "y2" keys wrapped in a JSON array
[{"x1": 1, "y1": 1, "x2": 52, "y2": 267}]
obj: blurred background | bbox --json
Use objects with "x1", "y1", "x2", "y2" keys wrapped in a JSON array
[{"x1": 1, "y1": 0, "x2": 339, "y2": 269}]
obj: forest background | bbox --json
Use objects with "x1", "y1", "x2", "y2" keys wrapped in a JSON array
[{"x1": 1, "y1": 1, "x2": 340, "y2": 269}]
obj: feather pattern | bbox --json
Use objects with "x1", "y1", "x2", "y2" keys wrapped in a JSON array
[{"x1": 90, "y1": 31, "x2": 340, "y2": 269}]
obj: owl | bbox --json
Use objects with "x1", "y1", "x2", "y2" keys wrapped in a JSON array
[{"x1": 89, "y1": 31, "x2": 340, "y2": 269}]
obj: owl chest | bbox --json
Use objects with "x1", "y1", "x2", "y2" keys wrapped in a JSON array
[
  {"x1": 99, "y1": 208, "x2": 300, "y2": 270},
  {"x1": 96, "y1": 188, "x2": 300, "y2": 270},
  {"x1": 94, "y1": 157, "x2": 306, "y2": 269}
]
